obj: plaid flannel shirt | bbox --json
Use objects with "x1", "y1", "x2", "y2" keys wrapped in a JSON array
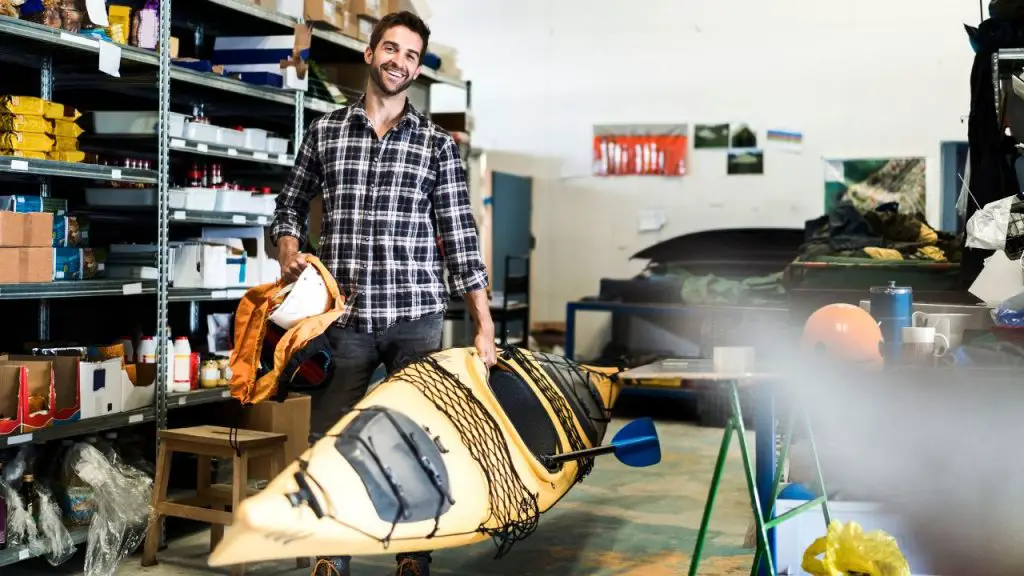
[{"x1": 271, "y1": 96, "x2": 488, "y2": 333}]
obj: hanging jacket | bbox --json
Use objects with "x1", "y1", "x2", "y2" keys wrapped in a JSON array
[
  {"x1": 965, "y1": 17, "x2": 1024, "y2": 289},
  {"x1": 229, "y1": 255, "x2": 345, "y2": 405}
]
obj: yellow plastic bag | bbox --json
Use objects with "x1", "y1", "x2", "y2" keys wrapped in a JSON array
[{"x1": 802, "y1": 520, "x2": 911, "y2": 576}]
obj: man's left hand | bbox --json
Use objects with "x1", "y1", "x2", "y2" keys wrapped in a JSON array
[{"x1": 474, "y1": 324, "x2": 497, "y2": 368}]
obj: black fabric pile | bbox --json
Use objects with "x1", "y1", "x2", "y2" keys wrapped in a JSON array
[{"x1": 799, "y1": 201, "x2": 961, "y2": 262}]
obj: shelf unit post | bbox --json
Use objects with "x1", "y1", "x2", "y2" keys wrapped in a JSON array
[
  {"x1": 38, "y1": 55, "x2": 53, "y2": 341},
  {"x1": 294, "y1": 88, "x2": 304, "y2": 150},
  {"x1": 156, "y1": 0, "x2": 173, "y2": 432}
]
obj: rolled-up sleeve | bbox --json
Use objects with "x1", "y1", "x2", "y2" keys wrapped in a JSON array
[
  {"x1": 431, "y1": 133, "x2": 488, "y2": 296},
  {"x1": 271, "y1": 119, "x2": 322, "y2": 247}
]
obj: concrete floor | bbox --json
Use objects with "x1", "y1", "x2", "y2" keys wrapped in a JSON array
[{"x1": 9, "y1": 393, "x2": 757, "y2": 575}]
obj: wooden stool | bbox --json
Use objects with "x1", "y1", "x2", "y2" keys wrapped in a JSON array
[{"x1": 140, "y1": 425, "x2": 310, "y2": 576}]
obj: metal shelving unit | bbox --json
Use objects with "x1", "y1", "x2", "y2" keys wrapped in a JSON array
[{"x1": 0, "y1": 1, "x2": 470, "y2": 568}]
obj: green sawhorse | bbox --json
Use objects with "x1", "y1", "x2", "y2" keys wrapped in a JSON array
[{"x1": 687, "y1": 377, "x2": 832, "y2": 576}]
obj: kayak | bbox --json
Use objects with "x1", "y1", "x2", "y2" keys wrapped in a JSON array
[{"x1": 207, "y1": 345, "x2": 628, "y2": 566}]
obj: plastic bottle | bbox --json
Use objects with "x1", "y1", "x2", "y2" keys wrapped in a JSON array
[
  {"x1": 138, "y1": 336, "x2": 156, "y2": 363},
  {"x1": 166, "y1": 337, "x2": 175, "y2": 390},
  {"x1": 173, "y1": 337, "x2": 192, "y2": 393}
]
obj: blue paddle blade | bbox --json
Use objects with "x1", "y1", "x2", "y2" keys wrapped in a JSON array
[{"x1": 611, "y1": 417, "x2": 661, "y2": 468}]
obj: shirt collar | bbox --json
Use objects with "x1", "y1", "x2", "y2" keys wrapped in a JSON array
[{"x1": 350, "y1": 94, "x2": 422, "y2": 131}]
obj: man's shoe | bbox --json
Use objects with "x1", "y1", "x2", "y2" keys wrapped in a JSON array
[
  {"x1": 312, "y1": 556, "x2": 351, "y2": 576},
  {"x1": 394, "y1": 553, "x2": 430, "y2": 576}
]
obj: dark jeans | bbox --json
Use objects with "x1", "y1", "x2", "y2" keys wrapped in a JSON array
[{"x1": 309, "y1": 311, "x2": 444, "y2": 572}]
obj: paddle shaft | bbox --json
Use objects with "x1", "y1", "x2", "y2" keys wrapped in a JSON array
[{"x1": 545, "y1": 436, "x2": 653, "y2": 463}]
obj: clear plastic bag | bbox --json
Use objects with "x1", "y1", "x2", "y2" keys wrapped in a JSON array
[
  {"x1": 802, "y1": 520, "x2": 911, "y2": 576},
  {"x1": 965, "y1": 195, "x2": 1015, "y2": 251},
  {"x1": 33, "y1": 485, "x2": 78, "y2": 566},
  {"x1": 66, "y1": 441, "x2": 153, "y2": 576},
  {"x1": 2, "y1": 478, "x2": 37, "y2": 549}
]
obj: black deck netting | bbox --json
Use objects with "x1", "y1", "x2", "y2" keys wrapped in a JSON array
[
  {"x1": 501, "y1": 347, "x2": 596, "y2": 484},
  {"x1": 393, "y1": 354, "x2": 541, "y2": 557}
]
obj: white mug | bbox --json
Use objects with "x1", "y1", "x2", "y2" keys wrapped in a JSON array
[
  {"x1": 912, "y1": 311, "x2": 969, "y2": 349},
  {"x1": 901, "y1": 326, "x2": 950, "y2": 358}
]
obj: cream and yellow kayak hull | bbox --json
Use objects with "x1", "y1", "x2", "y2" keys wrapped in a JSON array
[{"x1": 208, "y1": 346, "x2": 623, "y2": 566}]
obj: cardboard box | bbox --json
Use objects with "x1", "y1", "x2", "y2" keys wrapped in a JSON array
[
  {"x1": 0, "y1": 366, "x2": 20, "y2": 435},
  {"x1": 5, "y1": 354, "x2": 80, "y2": 424},
  {"x1": 357, "y1": 13, "x2": 377, "y2": 41},
  {"x1": 0, "y1": 211, "x2": 53, "y2": 247},
  {"x1": 78, "y1": 358, "x2": 124, "y2": 418},
  {"x1": 338, "y1": 8, "x2": 359, "y2": 39},
  {"x1": 53, "y1": 247, "x2": 102, "y2": 281},
  {"x1": 0, "y1": 359, "x2": 55, "y2": 434},
  {"x1": 0, "y1": 247, "x2": 53, "y2": 283},
  {"x1": 0, "y1": 195, "x2": 67, "y2": 214},
  {"x1": 350, "y1": 0, "x2": 382, "y2": 18},
  {"x1": 121, "y1": 363, "x2": 157, "y2": 411},
  {"x1": 304, "y1": 0, "x2": 348, "y2": 31},
  {"x1": 239, "y1": 393, "x2": 311, "y2": 481}
]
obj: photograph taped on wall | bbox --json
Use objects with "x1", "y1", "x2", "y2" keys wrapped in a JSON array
[
  {"x1": 824, "y1": 157, "x2": 926, "y2": 215},
  {"x1": 694, "y1": 123, "x2": 730, "y2": 148},
  {"x1": 592, "y1": 123, "x2": 688, "y2": 176},
  {"x1": 727, "y1": 149, "x2": 764, "y2": 175},
  {"x1": 766, "y1": 129, "x2": 804, "y2": 153},
  {"x1": 730, "y1": 123, "x2": 758, "y2": 148}
]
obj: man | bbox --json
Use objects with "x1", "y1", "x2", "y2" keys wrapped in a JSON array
[{"x1": 270, "y1": 10, "x2": 497, "y2": 576}]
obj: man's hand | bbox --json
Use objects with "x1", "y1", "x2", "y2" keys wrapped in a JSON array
[
  {"x1": 277, "y1": 236, "x2": 308, "y2": 284},
  {"x1": 463, "y1": 289, "x2": 497, "y2": 367},
  {"x1": 474, "y1": 322, "x2": 497, "y2": 368}
]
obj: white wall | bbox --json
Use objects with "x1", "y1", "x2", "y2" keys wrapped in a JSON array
[{"x1": 427, "y1": 0, "x2": 981, "y2": 358}]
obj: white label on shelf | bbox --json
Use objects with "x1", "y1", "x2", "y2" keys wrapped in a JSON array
[
  {"x1": 222, "y1": 390, "x2": 231, "y2": 398},
  {"x1": 173, "y1": 210, "x2": 186, "y2": 220},
  {"x1": 10, "y1": 159, "x2": 29, "y2": 171},
  {"x1": 18, "y1": 549, "x2": 30, "y2": 560},
  {"x1": 7, "y1": 433, "x2": 32, "y2": 445},
  {"x1": 98, "y1": 40, "x2": 122, "y2": 78},
  {"x1": 227, "y1": 289, "x2": 247, "y2": 299},
  {"x1": 254, "y1": 151, "x2": 269, "y2": 160},
  {"x1": 228, "y1": 148, "x2": 239, "y2": 156},
  {"x1": 211, "y1": 290, "x2": 228, "y2": 299},
  {"x1": 257, "y1": 216, "x2": 268, "y2": 225},
  {"x1": 111, "y1": 168, "x2": 122, "y2": 179},
  {"x1": 170, "y1": 138, "x2": 185, "y2": 148},
  {"x1": 197, "y1": 143, "x2": 209, "y2": 153},
  {"x1": 122, "y1": 282, "x2": 143, "y2": 295},
  {"x1": 232, "y1": 214, "x2": 246, "y2": 224},
  {"x1": 178, "y1": 396, "x2": 187, "y2": 406},
  {"x1": 277, "y1": 154, "x2": 290, "y2": 164},
  {"x1": 128, "y1": 413, "x2": 144, "y2": 424}
]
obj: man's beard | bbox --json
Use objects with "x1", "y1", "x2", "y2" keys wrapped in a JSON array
[{"x1": 370, "y1": 63, "x2": 413, "y2": 96}]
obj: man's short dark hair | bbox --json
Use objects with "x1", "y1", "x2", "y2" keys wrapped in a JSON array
[{"x1": 369, "y1": 10, "x2": 430, "y2": 61}]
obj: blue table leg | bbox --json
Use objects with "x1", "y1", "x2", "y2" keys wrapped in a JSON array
[
  {"x1": 755, "y1": 382, "x2": 776, "y2": 576},
  {"x1": 565, "y1": 301, "x2": 577, "y2": 360}
]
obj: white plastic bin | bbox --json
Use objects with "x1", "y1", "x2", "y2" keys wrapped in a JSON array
[
  {"x1": 243, "y1": 128, "x2": 269, "y2": 151},
  {"x1": 774, "y1": 499, "x2": 933, "y2": 576},
  {"x1": 215, "y1": 189, "x2": 253, "y2": 212},
  {"x1": 266, "y1": 137, "x2": 289, "y2": 155},
  {"x1": 217, "y1": 127, "x2": 245, "y2": 149},
  {"x1": 169, "y1": 189, "x2": 187, "y2": 209},
  {"x1": 184, "y1": 188, "x2": 218, "y2": 211},
  {"x1": 185, "y1": 121, "x2": 218, "y2": 144}
]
